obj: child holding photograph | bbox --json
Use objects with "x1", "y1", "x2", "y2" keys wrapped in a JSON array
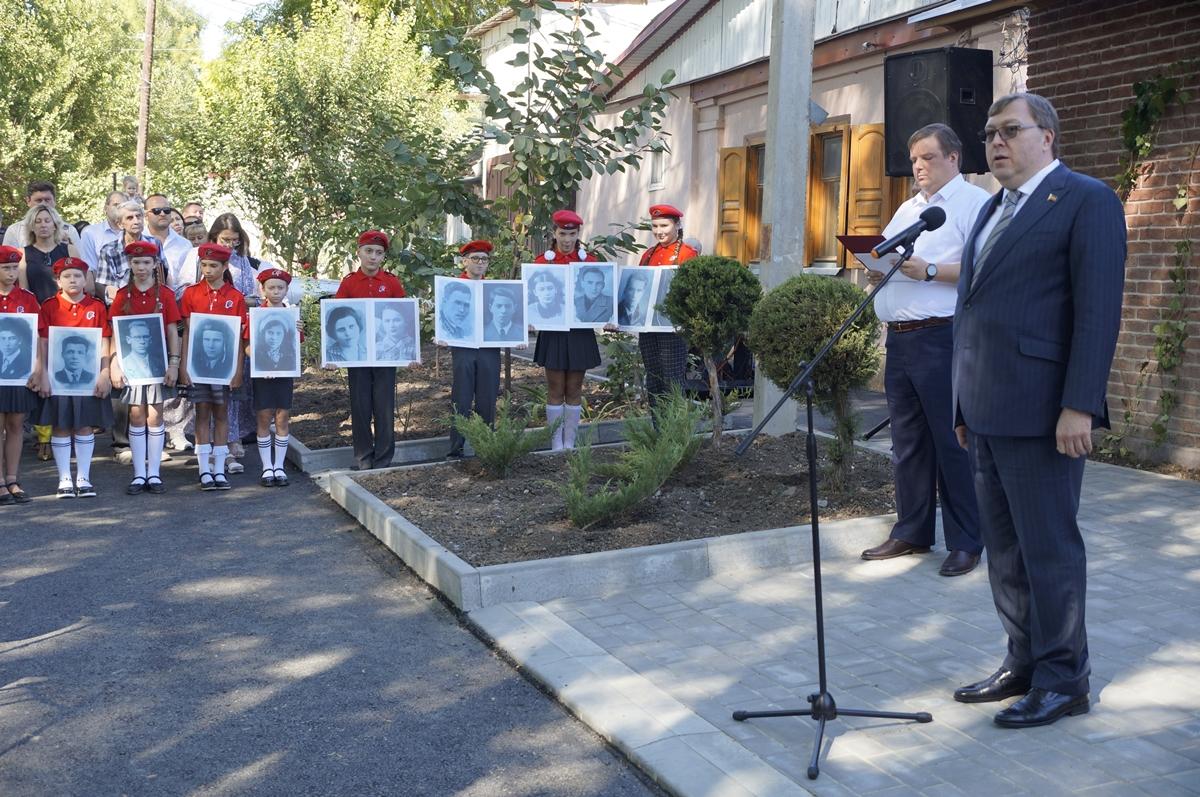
[
  {"x1": 178, "y1": 243, "x2": 247, "y2": 491},
  {"x1": 0, "y1": 245, "x2": 41, "y2": 505},
  {"x1": 441, "y1": 240, "x2": 501, "y2": 459},
  {"x1": 109, "y1": 240, "x2": 181, "y2": 495},
  {"x1": 334, "y1": 230, "x2": 406, "y2": 471},
  {"x1": 36, "y1": 257, "x2": 112, "y2": 498},
  {"x1": 250, "y1": 268, "x2": 300, "y2": 487}
]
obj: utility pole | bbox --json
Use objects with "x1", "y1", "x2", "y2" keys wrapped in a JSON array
[
  {"x1": 753, "y1": 0, "x2": 816, "y2": 435},
  {"x1": 135, "y1": 0, "x2": 157, "y2": 190}
]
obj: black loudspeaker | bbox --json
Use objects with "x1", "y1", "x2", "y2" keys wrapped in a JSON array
[{"x1": 884, "y1": 47, "x2": 993, "y2": 176}]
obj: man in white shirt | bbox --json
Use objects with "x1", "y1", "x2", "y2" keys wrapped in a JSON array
[
  {"x1": 2, "y1": 180, "x2": 82, "y2": 249},
  {"x1": 860, "y1": 123, "x2": 990, "y2": 577},
  {"x1": 78, "y1": 191, "x2": 129, "y2": 271},
  {"x1": 144, "y1": 194, "x2": 193, "y2": 277}
]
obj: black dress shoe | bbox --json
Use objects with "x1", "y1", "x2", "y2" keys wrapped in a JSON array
[
  {"x1": 939, "y1": 550, "x2": 981, "y2": 576},
  {"x1": 954, "y1": 668, "x2": 1032, "y2": 703},
  {"x1": 861, "y1": 539, "x2": 932, "y2": 560},
  {"x1": 994, "y1": 688, "x2": 1089, "y2": 728}
]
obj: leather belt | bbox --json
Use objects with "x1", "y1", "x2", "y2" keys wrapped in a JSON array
[{"x1": 886, "y1": 316, "x2": 953, "y2": 333}]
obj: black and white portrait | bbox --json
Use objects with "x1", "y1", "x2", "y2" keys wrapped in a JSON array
[
  {"x1": 651, "y1": 267, "x2": 678, "y2": 329},
  {"x1": 48, "y1": 325, "x2": 103, "y2": 397},
  {"x1": 321, "y1": 300, "x2": 369, "y2": 367},
  {"x1": 435, "y1": 276, "x2": 476, "y2": 344},
  {"x1": 481, "y1": 282, "x2": 526, "y2": 348},
  {"x1": 616, "y1": 267, "x2": 654, "y2": 330},
  {"x1": 568, "y1": 262, "x2": 616, "y2": 328},
  {"x1": 187, "y1": 313, "x2": 241, "y2": 386},
  {"x1": 112, "y1": 313, "x2": 167, "y2": 386},
  {"x1": 522, "y1": 264, "x2": 567, "y2": 330},
  {"x1": 250, "y1": 306, "x2": 301, "y2": 377},
  {"x1": 372, "y1": 299, "x2": 420, "y2": 366},
  {"x1": 0, "y1": 313, "x2": 37, "y2": 387}
]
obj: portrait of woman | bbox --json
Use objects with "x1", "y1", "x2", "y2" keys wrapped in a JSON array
[
  {"x1": 524, "y1": 268, "x2": 566, "y2": 328},
  {"x1": 373, "y1": 300, "x2": 418, "y2": 364},
  {"x1": 323, "y1": 303, "x2": 367, "y2": 364},
  {"x1": 253, "y1": 312, "x2": 300, "y2": 375}
]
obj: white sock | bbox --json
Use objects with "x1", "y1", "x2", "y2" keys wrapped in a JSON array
[
  {"x1": 73, "y1": 433, "x2": 95, "y2": 482},
  {"x1": 52, "y1": 436, "x2": 73, "y2": 481},
  {"x1": 257, "y1": 435, "x2": 272, "y2": 473},
  {"x1": 129, "y1": 425, "x2": 147, "y2": 479},
  {"x1": 196, "y1": 443, "x2": 212, "y2": 476},
  {"x1": 213, "y1": 445, "x2": 229, "y2": 475},
  {"x1": 147, "y1": 425, "x2": 165, "y2": 478},
  {"x1": 546, "y1": 404, "x2": 564, "y2": 451},
  {"x1": 563, "y1": 404, "x2": 582, "y2": 449},
  {"x1": 273, "y1": 435, "x2": 289, "y2": 472}
]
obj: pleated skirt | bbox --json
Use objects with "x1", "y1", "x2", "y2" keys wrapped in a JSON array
[{"x1": 533, "y1": 329, "x2": 600, "y2": 372}]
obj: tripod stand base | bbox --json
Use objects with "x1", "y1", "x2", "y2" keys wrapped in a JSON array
[{"x1": 733, "y1": 692, "x2": 932, "y2": 779}]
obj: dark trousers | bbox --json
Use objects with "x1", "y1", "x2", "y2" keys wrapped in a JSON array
[
  {"x1": 969, "y1": 432, "x2": 1089, "y2": 696},
  {"x1": 347, "y1": 367, "x2": 396, "y2": 469},
  {"x1": 638, "y1": 332, "x2": 687, "y2": 407},
  {"x1": 884, "y1": 323, "x2": 981, "y2": 553},
  {"x1": 110, "y1": 398, "x2": 129, "y2": 449},
  {"x1": 448, "y1": 347, "x2": 500, "y2": 455}
]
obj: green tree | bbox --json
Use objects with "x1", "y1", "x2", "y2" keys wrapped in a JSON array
[
  {"x1": 434, "y1": 0, "x2": 675, "y2": 261},
  {"x1": 0, "y1": 0, "x2": 203, "y2": 222},
  {"x1": 661, "y1": 256, "x2": 761, "y2": 444},
  {"x1": 748, "y1": 275, "x2": 881, "y2": 490},
  {"x1": 182, "y1": 1, "x2": 483, "y2": 274}
]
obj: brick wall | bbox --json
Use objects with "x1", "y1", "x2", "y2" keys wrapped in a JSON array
[{"x1": 1027, "y1": 0, "x2": 1200, "y2": 465}]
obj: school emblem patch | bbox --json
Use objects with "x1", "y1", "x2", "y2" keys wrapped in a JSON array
[
  {"x1": 86, "y1": 310, "x2": 96, "y2": 320},
  {"x1": 225, "y1": 300, "x2": 234, "y2": 309},
  {"x1": 378, "y1": 284, "x2": 386, "y2": 293}
]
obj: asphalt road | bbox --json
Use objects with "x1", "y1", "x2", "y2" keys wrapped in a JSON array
[{"x1": 0, "y1": 437, "x2": 662, "y2": 797}]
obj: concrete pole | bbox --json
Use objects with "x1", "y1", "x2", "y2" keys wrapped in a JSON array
[
  {"x1": 135, "y1": 0, "x2": 157, "y2": 190},
  {"x1": 753, "y1": 0, "x2": 816, "y2": 435}
]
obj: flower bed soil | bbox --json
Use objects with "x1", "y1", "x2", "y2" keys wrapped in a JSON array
[
  {"x1": 355, "y1": 433, "x2": 896, "y2": 567},
  {"x1": 290, "y1": 342, "x2": 632, "y2": 449}
]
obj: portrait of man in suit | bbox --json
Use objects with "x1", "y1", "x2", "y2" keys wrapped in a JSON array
[
  {"x1": 572, "y1": 265, "x2": 613, "y2": 324},
  {"x1": 951, "y1": 93, "x2": 1126, "y2": 729},
  {"x1": 0, "y1": 316, "x2": 33, "y2": 382},
  {"x1": 617, "y1": 270, "x2": 651, "y2": 327},
  {"x1": 116, "y1": 317, "x2": 166, "y2": 381},
  {"x1": 651, "y1": 268, "x2": 677, "y2": 328},
  {"x1": 54, "y1": 335, "x2": 95, "y2": 386},
  {"x1": 190, "y1": 317, "x2": 236, "y2": 380},
  {"x1": 482, "y1": 285, "x2": 523, "y2": 343}
]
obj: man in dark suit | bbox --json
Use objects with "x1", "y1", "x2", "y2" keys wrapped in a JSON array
[
  {"x1": 54, "y1": 336, "x2": 95, "y2": 387},
  {"x1": 483, "y1": 286, "x2": 521, "y2": 342},
  {"x1": 951, "y1": 93, "x2": 1125, "y2": 728},
  {"x1": 0, "y1": 317, "x2": 33, "y2": 380}
]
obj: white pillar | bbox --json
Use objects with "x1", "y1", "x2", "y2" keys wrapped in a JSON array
[{"x1": 753, "y1": 0, "x2": 816, "y2": 435}]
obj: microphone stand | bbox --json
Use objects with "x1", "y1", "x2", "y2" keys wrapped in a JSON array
[{"x1": 731, "y1": 240, "x2": 932, "y2": 780}]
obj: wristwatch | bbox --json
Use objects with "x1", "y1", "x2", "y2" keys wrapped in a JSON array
[{"x1": 924, "y1": 262, "x2": 938, "y2": 282}]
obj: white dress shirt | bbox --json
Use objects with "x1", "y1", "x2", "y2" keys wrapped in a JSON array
[
  {"x1": 873, "y1": 173, "x2": 991, "y2": 322},
  {"x1": 79, "y1": 222, "x2": 122, "y2": 270},
  {"x1": 973, "y1": 159, "x2": 1062, "y2": 262},
  {"x1": 155, "y1": 229, "x2": 193, "y2": 278}
]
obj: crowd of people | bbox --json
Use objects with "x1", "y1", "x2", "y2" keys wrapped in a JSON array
[{"x1": 0, "y1": 179, "x2": 700, "y2": 501}]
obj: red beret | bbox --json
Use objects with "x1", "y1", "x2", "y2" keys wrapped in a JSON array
[
  {"x1": 458, "y1": 240, "x2": 493, "y2": 256},
  {"x1": 52, "y1": 257, "x2": 89, "y2": 276},
  {"x1": 124, "y1": 240, "x2": 160, "y2": 258},
  {"x1": 551, "y1": 209, "x2": 584, "y2": 229},
  {"x1": 257, "y1": 267, "x2": 292, "y2": 286},
  {"x1": 197, "y1": 243, "x2": 232, "y2": 263},
  {"x1": 0, "y1": 246, "x2": 21, "y2": 264},
  {"x1": 357, "y1": 230, "x2": 390, "y2": 250},
  {"x1": 649, "y1": 204, "x2": 683, "y2": 220}
]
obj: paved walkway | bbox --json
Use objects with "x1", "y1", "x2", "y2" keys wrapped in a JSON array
[
  {"x1": 0, "y1": 444, "x2": 661, "y2": 796},
  {"x1": 478, "y1": 459, "x2": 1200, "y2": 795}
]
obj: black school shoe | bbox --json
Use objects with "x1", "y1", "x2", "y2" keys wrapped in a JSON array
[
  {"x1": 213, "y1": 473, "x2": 231, "y2": 491},
  {"x1": 127, "y1": 477, "x2": 147, "y2": 495},
  {"x1": 56, "y1": 478, "x2": 77, "y2": 499},
  {"x1": 75, "y1": 479, "x2": 97, "y2": 498}
]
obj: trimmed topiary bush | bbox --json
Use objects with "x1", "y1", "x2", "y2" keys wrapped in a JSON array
[
  {"x1": 747, "y1": 274, "x2": 880, "y2": 489},
  {"x1": 661, "y1": 255, "x2": 761, "y2": 445}
]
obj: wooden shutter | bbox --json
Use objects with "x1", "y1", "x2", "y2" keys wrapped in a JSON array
[
  {"x1": 845, "y1": 123, "x2": 910, "y2": 268},
  {"x1": 804, "y1": 123, "x2": 850, "y2": 267},
  {"x1": 717, "y1": 146, "x2": 751, "y2": 262}
]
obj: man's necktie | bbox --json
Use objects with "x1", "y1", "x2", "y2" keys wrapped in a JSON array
[{"x1": 971, "y1": 190, "x2": 1021, "y2": 289}]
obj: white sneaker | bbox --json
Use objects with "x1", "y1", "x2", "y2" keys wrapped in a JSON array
[
  {"x1": 170, "y1": 435, "x2": 194, "y2": 451},
  {"x1": 160, "y1": 450, "x2": 172, "y2": 462},
  {"x1": 226, "y1": 458, "x2": 244, "y2": 474},
  {"x1": 115, "y1": 449, "x2": 134, "y2": 465}
]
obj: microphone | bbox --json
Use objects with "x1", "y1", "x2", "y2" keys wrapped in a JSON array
[{"x1": 871, "y1": 205, "x2": 946, "y2": 258}]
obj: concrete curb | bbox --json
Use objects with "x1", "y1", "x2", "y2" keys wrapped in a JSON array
[
  {"x1": 328, "y1": 464, "x2": 897, "y2": 612},
  {"x1": 468, "y1": 602, "x2": 811, "y2": 797}
]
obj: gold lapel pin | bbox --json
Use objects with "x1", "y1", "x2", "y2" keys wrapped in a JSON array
[{"x1": 1047, "y1": 193, "x2": 1058, "y2": 203}]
